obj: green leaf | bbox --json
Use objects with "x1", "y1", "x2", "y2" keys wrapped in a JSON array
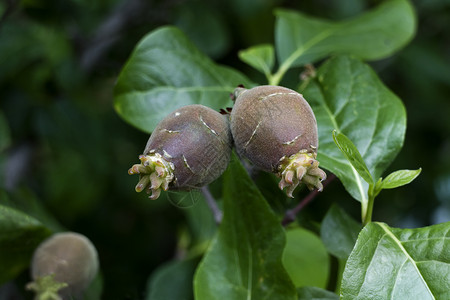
[
  {"x1": 381, "y1": 168, "x2": 422, "y2": 190},
  {"x1": 146, "y1": 258, "x2": 199, "y2": 300},
  {"x1": 303, "y1": 56, "x2": 406, "y2": 202},
  {"x1": 114, "y1": 26, "x2": 252, "y2": 133},
  {"x1": 320, "y1": 204, "x2": 361, "y2": 260},
  {"x1": 283, "y1": 228, "x2": 329, "y2": 289},
  {"x1": 174, "y1": 3, "x2": 231, "y2": 59},
  {"x1": 0, "y1": 204, "x2": 51, "y2": 284},
  {"x1": 0, "y1": 189, "x2": 63, "y2": 233},
  {"x1": 184, "y1": 192, "x2": 217, "y2": 247},
  {"x1": 194, "y1": 153, "x2": 296, "y2": 300},
  {"x1": 274, "y1": 0, "x2": 416, "y2": 69},
  {"x1": 239, "y1": 44, "x2": 275, "y2": 77},
  {"x1": 341, "y1": 222, "x2": 450, "y2": 300},
  {"x1": 332, "y1": 130, "x2": 374, "y2": 185},
  {"x1": 297, "y1": 286, "x2": 339, "y2": 300}
]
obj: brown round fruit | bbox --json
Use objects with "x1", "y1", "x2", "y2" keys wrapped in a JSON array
[
  {"x1": 230, "y1": 85, "x2": 326, "y2": 197},
  {"x1": 128, "y1": 104, "x2": 232, "y2": 200},
  {"x1": 28, "y1": 232, "x2": 99, "y2": 299}
]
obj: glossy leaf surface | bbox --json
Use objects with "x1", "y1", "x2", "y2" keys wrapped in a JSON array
[
  {"x1": 114, "y1": 26, "x2": 252, "y2": 133},
  {"x1": 341, "y1": 222, "x2": 450, "y2": 300},
  {"x1": 381, "y1": 168, "x2": 422, "y2": 190},
  {"x1": 320, "y1": 204, "x2": 361, "y2": 260},
  {"x1": 146, "y1": 258, "x2": 199, "y2": 300},
  {"x1": 194, "y1": 154, "x2": 296, "y2": 300},
  {"x1": 303, "y1": 56, "x2": 406, "y2": 202},
  {"x1": 332, "y1": 131, "x2": 374, "y2": 185},
  {"x1": 0, "y1": 204, "x2": 51, "y2": 284},
  {"x1": 283, "y1": 228, "x2": 329, "y2": 288},
  {"x1": 239, "y1": 44, "x2": 275, "y2": 77},
  {"x1": 297, "y1": 286, "x2": 339, "y2": 300},
  {"x1": 275, "y1": 0, "x2": 415, "y2": 68}
]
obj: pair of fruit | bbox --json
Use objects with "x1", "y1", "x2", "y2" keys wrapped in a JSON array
[{"x1": 129, "y1": 85, "x2": 326, "y2": 200}]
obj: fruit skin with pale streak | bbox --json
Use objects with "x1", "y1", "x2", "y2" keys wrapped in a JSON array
[
  {"x1": 230, "y1": 85, "x2": 326, "y2": 197},
  {"x1": 129, "y1": 104, "x2": 232, "y2": 200},
  {"x1": 27, "y1": 232, "x2": 99, "y2": 299}
]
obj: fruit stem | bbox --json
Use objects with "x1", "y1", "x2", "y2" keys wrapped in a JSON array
[{"x1": 201, "y1": 186, "x2": 222, "y2": 225}]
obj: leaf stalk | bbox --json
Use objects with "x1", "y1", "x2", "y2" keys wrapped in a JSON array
[{"x1": 362, "y1": 184, "x2": 375, "y2": 226}]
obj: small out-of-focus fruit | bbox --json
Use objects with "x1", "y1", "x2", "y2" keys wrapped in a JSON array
[
  {"x1": 128, "y1": 104, "x2": 232, "y2": 200},
  {"x1": 27, "y1": 232, "x2": 99, "y2": 300},
  {"x1": 230, "y1": 85, "x2": 326, "y2": 197}
]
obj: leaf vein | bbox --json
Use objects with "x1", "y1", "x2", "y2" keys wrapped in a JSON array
[
  {"x1": 316, "y1": 79, "x2": 367, "y2": 203},
  {"x1": 377, "y1": 222, "x2": 436, "y2": 299}
]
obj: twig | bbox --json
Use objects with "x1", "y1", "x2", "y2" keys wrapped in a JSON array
[
  {"x1": 201, "y1": 186, "x2": 222, "y2": 225},
  {"x1": 281, "y1": 173, "x2": 336, "y2": 226},
  {"x1": 78, "y1": 0, "x2": 186, "y2": 73},
  {"x1": 79, "y1": 0, "x2": 145, "y2": 72}
]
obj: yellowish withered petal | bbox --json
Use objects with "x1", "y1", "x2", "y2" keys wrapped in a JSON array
[
  {"x1": 316, "y1": 181, "x2": 324, "y2": 192},
  {"x1": 279, "y1": 178, "x2": 288, "y2": 191},
  {"x1": 149, "y1": 188, "x2": 161, "y2": 200},
  {"x1": 155, "y1": 166, "x2": 165, "y2": 177},
  {"x1": 309, "y1": 168, "x2": 327, "y2": 181},
  {"x1": 128, "y1": 164, "x2": 149, "y2": 175},
  {"x1": 277, "y1": 151, "x2": 326, "y2": 196},
  {"x1": 302, "y1": 174, "x2": 319, "y2": 189},
  {"x1": 161, "y1": 180, "x2": 169, "y2": 191},
  {"x1": 128, "y1": 166, "x2": 136, "y2": 175},
  {"x1": 128, "y1": 153, "x2": 175, "y2": 200},
  {"x1": 296, "y1": 166, "x2": 307, "y2": 181},
  {"x1": 284, "y1": 170, "x2": 295, "y2": 184},
  {"x1": 150, "y1": 172, "x2": 163, "y2": 189},
  {"x1": 135, "y1": 175, "x2": 150, "y2": 192},
  {"x1": 286, "y1": 181, "x2": 299, "y2": 198}
]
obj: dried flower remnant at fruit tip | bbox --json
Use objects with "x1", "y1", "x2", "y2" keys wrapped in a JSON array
[
  {"x1": 278, "y1": 150, "x2": 327, "y2": 198},
  {"x1": 26, "y1": 274, "x2": 68, "y2": 300},
  {"x1": 128, "y1": 152, "x2": 174, "y2": 200}
]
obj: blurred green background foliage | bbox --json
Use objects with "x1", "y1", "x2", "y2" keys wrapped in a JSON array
[{"x1": 0, "y1": 0, "x2": 449, "y2": 298}]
